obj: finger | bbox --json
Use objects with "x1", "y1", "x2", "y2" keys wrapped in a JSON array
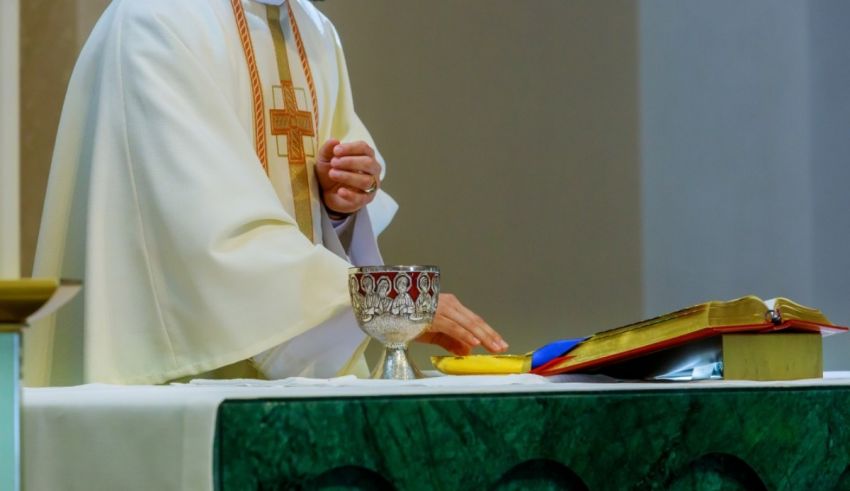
[
  {"x1": 415, "y1": 332, "x2": 472, "y2": 356},
  {"x1": 329, "y1": 186, "x2": 360, "y2": 201},
  {"x1": 430, "y1": 333, "x2": 473, "y2": 356},
  {"x1": 319, "y1": 139, "x2": 340, "y2": 161},
  {"x1": 337, "y1": 186, "x2": 374, "y2": 203},
  {"x1": 325, "y1": 198, "x2": 360, "y2": 216},
  {"x1": 315, "y1": 158, "x2": 331, "y2": 177},
  {"x1": 432, "y1": 312, "x2": 482, "y2": 348},
  {"x1": 330, "y1": 156, "x2": 381, "y2": 176},
  {"x1": 442, "y1": 298, "x2": 507, "y2": 352},
  {"x1": 326, "y1": 187, "x2": 370, "y2": 213},
  {"x1": 328, "y1": 169, "x2": 376, "y2": 191},
  {"x1": 333, "y1": 141, "x2": 375, "y2": 158}
]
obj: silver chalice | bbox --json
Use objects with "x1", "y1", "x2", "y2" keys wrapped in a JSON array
[{"x1": 348, "y1": 265, "x2": 440, "y2": 379}]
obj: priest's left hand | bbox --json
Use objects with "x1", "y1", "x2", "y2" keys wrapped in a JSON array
[
  {"x1": 416, "y1": 293, "x2": 509, "y2": 356},
  {"x1": 316, "y1": 139, "x2": 381, "y2": 216}
]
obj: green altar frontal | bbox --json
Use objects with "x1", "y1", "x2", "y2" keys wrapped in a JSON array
[{"x1": 215, "y1": 385, "x2": 850, "y2": 490}]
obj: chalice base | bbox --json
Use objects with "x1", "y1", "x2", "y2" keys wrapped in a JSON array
[{"x1": 372, "y1": 345, "x2": 423, "y2": 380}]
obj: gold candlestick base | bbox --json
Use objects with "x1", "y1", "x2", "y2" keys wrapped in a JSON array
[{"x1": 0, "y1": 278, "x2": 81, "y2": 491}]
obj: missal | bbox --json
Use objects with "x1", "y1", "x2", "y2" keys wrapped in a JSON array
[{"x1": 432, "y1": 296, "x2": 848, "y2": 380}]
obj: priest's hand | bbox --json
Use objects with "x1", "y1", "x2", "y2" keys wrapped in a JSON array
[
  {"x1": 416, "y1": 294, "x2": 509, "y2": 356},
  {"x1": 316, "y1": 139, "x2": 381, "y2": 216}
]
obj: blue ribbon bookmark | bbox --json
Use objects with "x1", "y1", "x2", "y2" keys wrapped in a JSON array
[{"x1": 531, "y1": 338, "x2": 587, "y2": 369}]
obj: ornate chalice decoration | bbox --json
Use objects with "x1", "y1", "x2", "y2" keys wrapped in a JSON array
[{"x1": 348, "y1": 266, "x2": 440, "y2": 379}]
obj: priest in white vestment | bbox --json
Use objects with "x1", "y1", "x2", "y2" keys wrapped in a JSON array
[{"x1": 24, "y1": 0, "x2": 507, "y2": 386}]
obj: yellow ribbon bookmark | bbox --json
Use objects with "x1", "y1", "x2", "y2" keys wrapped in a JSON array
[{"x1": 431, "y1": 354, "x2": 532, "y2": 375}]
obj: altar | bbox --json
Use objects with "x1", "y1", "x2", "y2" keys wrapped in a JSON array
[{"x1": 21, "y1": 374, "x2": 850, "y2": 490}]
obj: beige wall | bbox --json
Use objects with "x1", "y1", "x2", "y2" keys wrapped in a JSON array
[
  {"x1": 316, "y1": 0, "x2": 642, "y2": 362},
  {"x1": 20, "y1": 0, "x2": 111, "y2": 277},
  {"x1": 20, "y1": 1, "x2": 642, "y2": 365}
]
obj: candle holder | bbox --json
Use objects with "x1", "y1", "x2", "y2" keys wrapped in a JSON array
[{"x1": 0, "y1": 278, "x2": 80, "y2": 491}]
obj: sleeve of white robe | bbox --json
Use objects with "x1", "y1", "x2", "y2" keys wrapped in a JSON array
[{"x1": 37, "y1": 2, "x2": 364, "y2": 385}]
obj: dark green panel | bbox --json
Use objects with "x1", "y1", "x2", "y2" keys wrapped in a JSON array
[{"x1": 216, "y1": 387, "x2": 850, "y2": 490}]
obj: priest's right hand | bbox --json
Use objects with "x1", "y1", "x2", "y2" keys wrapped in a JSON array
[
  {"x1": 316, "y1": 138, "x2": 381, "y2": 216},
  {"x1": 415, "y1": 294, "x2": 509, "y2": 356}
]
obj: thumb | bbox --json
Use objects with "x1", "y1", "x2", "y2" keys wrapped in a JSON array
[
  {"x1": 319, "y1": 138, "x2": 340, "y2": 162},
  {"x1": 430, "y1": 333, "x2": 473, "y2": 356}
]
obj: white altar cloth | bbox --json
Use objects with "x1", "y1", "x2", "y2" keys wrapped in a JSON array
[{"x1": 22, "y1": 372, "x2": 850, "y2": 491}]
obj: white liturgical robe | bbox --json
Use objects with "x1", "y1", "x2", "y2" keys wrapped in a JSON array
[{"x1": 23, "y1": 0, "x2": 397, "y2": 386}]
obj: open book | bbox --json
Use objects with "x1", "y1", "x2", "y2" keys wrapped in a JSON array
[{"x1": 531, "y1": 295, "x2": 846, "y2": 376}]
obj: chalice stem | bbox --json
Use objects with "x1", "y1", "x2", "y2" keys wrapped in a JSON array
[{"x1": 373, "y1": 344, "x2": 423, "y2": 380}]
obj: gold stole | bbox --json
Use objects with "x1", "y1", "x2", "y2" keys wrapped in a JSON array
[{"x1": 230, "y1": 0, "x2": 319, "y2": 243}]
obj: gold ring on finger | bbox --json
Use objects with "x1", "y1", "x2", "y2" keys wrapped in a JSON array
[{"x1": 364, "y1": 175, "x2": 378, "y2": 194}]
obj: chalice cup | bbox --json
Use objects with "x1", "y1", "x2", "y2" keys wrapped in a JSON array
[{"x1": 348, "y1": 266, "x2": 440, "y2": 380}]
